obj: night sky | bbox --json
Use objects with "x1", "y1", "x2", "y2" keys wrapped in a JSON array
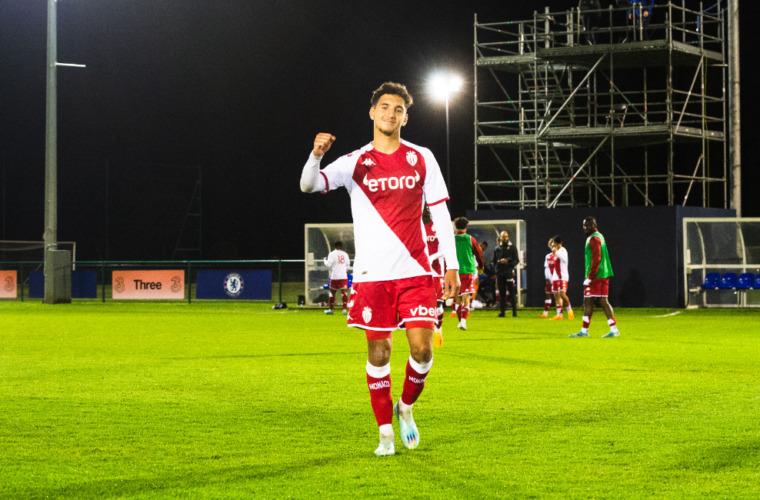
[{"x1": 1, "y1": 0, "x2": 758, "y2": 261}]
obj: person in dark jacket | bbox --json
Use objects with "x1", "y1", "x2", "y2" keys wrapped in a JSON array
[
  {"x1": 579, "y1": 0, "x2": 601, "y2": 44},
  {"x1": 492, "y1": 231, "x2": 520, "y2": 317}
]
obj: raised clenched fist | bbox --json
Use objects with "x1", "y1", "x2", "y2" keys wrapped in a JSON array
[{"x1": 313, "y1": 133, "x2": 336, "y2": 157}]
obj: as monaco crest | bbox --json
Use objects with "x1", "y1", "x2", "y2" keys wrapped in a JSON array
[
  {"x1": 362, "y1": 306, "x2": 373, "y2": 323},
  {"x1": 406, "y1": 150, "x2": 418, "y2": 167}
]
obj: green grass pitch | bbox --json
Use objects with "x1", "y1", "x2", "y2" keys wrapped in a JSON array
[{"x1": 1, "y1": 301, "x2": 759, "y2": 498}]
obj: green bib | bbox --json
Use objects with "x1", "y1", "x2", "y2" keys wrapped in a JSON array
[
  {"x1": 585, "y1": 231, "x2": 613, "y2": 279},
  {"x1": 455, "y1": 234, "x2": 477, "y2": 274}
]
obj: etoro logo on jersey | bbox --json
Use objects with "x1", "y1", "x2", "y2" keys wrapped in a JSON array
[
  {"x1": 224, "y1": 272, "x2": 244, "y2": 298},
  {"x1": 362, "y1": 169, "x2": 420, "y2": 193}
]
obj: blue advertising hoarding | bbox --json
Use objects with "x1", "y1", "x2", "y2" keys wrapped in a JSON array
[
  {"x1": 28, "y1": 270, "x2": 97, "y2": 299},
  {"x1": 195, "y1": 270, "x2": 272, "y2": 300}
]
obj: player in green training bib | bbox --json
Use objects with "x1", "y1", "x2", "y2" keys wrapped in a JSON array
[
  {"x1": 570, "y1": 216, "x2": 620, "y2": 338},
  {"x1": 453, "y1": 217, "x2": 484, "y2": 331}
]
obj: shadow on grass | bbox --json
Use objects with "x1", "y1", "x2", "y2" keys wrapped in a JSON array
[
  {"x1": 14, "y1": 455, "x2": 350, "y2": 499},
  {"x1": 168, "y1": 351, "x2": 361, "y2": 361},
  {"x1": 675, "y1": 439, "x2": 760, "y2": 471}
]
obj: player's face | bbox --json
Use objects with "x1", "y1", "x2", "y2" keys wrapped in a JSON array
[
  {"x1": 583, "y1": 219, "x2": 596, "y2": 235},
  {"x1": 370, "y1": 94, "x2": 408, "y2": 137}
]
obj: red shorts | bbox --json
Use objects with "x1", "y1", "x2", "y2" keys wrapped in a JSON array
[
  {"x1": 544, "y1": 280, "x2": 552, "y2": 294},
  {"x1": 347, "y1": 275, "x2": 437, "y2": 339},
  {"x1": 459, "y1": 274, "x2": 477, "y2": 296},
  {"x1": 329, "y1": 279, "x2": 348, "y2": 290},
  {"x1": 433, "y1": 276, "x2": 444, "y2": 301},
  {"x1": 584, "y1": 278, "x2": 610, "y2": 298},
  {"x1": 552, "y1": 280, "x2": 568, "y2": 292}
]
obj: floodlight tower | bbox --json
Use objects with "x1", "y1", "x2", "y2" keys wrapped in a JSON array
[
  {"x1": 44, "y1": 0, "x2": 85, "y2": 303},
  {"x1": 728, "y1": 0, "x2": 741, "y2": 216},
  {"x1": 429, "y1": 72, "x2": 462, "y2": 190}
]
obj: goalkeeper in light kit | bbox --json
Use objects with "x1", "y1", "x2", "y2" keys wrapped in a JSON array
[
  {"x1": 300, "y1": 82, "x2": 460, "y2": 456},
  {"x1": 323, "y1": 241, "x2": 351, "y2": 315},
  {"x1": 422, "y1": 205, "x2": 445, "y2": 348}
]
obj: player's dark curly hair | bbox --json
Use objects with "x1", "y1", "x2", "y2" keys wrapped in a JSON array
[
  {"x1": 371, "y1": 82, "x2": 413, "y2": 109},
  {"x1": 454, "y1": 217, "x2": 469, "y2": 230},
  {"x1": 333, "y1": 241, "x2": 343, "y2": 249}
]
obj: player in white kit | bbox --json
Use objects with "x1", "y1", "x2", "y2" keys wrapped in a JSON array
[
  {"x1": 550, "y1": 236, "x2": 574, "y2": 321},
  {"x1": 300, "y1": 82, "x2": 460, "y2": 456},
  {"x1": 324, "y1": 241, "x2": 351, "y2": 315},
  {"x1": 539, "y1": 238, "x2": 556, "y2": 318}
]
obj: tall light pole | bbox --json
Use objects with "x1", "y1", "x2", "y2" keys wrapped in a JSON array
[
  {"x1": 429, "y1": 72, "x2": 462, "y2": 189},
  {"x1": 45, "y1": 0, "x2": 85, "y2": 303},
  {"x1": 727, "y1": 0, "x2": 741, "y2": 216}
]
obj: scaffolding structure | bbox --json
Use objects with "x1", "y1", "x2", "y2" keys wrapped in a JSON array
[{"x1": 474, "y1": 1, "x2": 727, "y2": 210}]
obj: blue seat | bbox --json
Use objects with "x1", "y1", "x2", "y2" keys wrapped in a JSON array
[
  {"x1": 754, "y1": 274, "x2": 760, "y2": 290},
  {"x1": 701, "y1": 273, "x2": 720, "y2": 289},
  {"x1": 737, "y1": 273, "x2": 754, "y2": 290},
  {"x1": 718, "y1": 272, "x2": 738, "y2": 289}
]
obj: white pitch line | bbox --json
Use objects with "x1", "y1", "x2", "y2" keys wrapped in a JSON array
[{"x1": 653, "y1": 311, "x2": 681, "y2": 318}]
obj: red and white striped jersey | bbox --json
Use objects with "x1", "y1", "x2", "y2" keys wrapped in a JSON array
[
  {"x1": 318, "y1": 141, "x2": 449, "y2": 283},
  {"x1": 544, "y1": 252, "x2": 555, "y2": 281},
  {"x1": 424, "y1": 220, "x2": 444, "y2": 278}
]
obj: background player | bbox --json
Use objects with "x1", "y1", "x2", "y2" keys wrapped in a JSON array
[
  {"x1": 550, "y1": 236, "x2": 574, "y2": 321},
  {"x1": 492, "y1": 230, "x2": 519, "y2": 317},
  {"x1": 539, "y1": 238, "x2": 556, "y2": 318},
  {"x1": 300, "y1": 82, "x2": 460, "y2": 456},
  {"x1": 453, "y1": 217, "x2": 484, "y2": 330},
  {"x1": 323, "y1": 241, "x2": 351, "y2": 315},
  {"x1": 570, "y1": 217, "x2": 620, "y2": 338},
  {"x1": 422, "y1": 205, "x2": 445, "y2": 348}
]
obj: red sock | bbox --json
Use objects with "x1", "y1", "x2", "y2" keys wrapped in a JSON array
[
  {"x1": 463, "y1": 305, "x2": 470, "y2": 319},
  {"x1": 366, "y1": 363, "x2": 392, "y2": 427},
  {"x1": 342, "y1": 291, "x2": 348, "y2": 310},
  {"x1": 401, "y1": 356, "x2": 433, "y2": 406},
  {"x1": 328, "y1": 294, "x2": 335, "y2": 311},
  {"x1": 436, "y1": 300, "x2": 444, "y2": 329},
  {"x1": 583, "y1": 315, "x2": 591, "y2": 329},
  {"x1": 456, "y1": 303, "x2": 462, "y2": 320},
  {"x1": 544, "y1": 300, "x2": 551, "y2": 313}
]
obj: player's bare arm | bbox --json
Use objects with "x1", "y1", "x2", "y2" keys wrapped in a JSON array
[{"x1": 313, "y1": 133, "x2": 336, "y2": 157}]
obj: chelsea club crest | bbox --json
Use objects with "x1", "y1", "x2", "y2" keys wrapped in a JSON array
[{"x1": 224, "y1": 272, "x2": 244, "y2": 298}]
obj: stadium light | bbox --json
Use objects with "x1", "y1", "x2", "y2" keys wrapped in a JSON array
[
  {"x1": 45, "y1": 0, "x2": 85, "y2": 303},
  {"x1": 428, "y1": 72, "x2": 462, "y2": 189}
]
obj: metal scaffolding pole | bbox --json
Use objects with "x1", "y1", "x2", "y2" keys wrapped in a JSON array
[{"x1": 727, "y1": 0, "x2": 741, "y2": 215}]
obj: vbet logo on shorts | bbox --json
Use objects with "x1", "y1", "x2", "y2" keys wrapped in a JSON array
[
  {"x1": 409, "y1": 305, "x2": 436, "y2": 318},
  {"x1": 224, "y1": 272, "x2": 244, "y2": 298}
]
